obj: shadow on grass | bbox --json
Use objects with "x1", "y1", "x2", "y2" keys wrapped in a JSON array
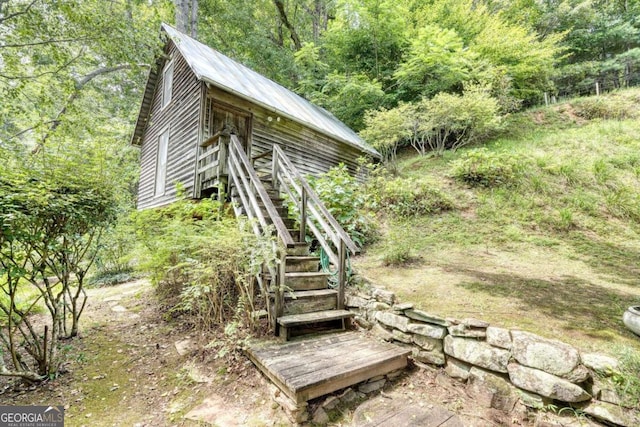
[
  {"x1": 569, "y1": 232, "x2": 640, "y2": 285},
  {"x1": 457, "y1": 269, "x2": 639, "y2": 342}
]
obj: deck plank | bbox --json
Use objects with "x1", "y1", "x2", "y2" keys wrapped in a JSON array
[
  {"x1": 246, "y1": 332, "x2": 410, "y2": 404},
  {"x1": 277, "y1": 344, "x2": 394, "y2": 380}
]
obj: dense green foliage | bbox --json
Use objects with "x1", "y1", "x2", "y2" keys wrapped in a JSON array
[
  {"x1": 0, "y1": 144, "x2": 118, "y2": 381},
  {"x1": 307, "y1": 164, "x2": 376, "y2": 247},
  {"x1": 132, "y1": 198, "x2": 277, "y2": 332}
]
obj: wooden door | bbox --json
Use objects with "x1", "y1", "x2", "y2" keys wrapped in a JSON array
[{"x1": 203, "y1": 98, "x2": 252, "y2": 157}]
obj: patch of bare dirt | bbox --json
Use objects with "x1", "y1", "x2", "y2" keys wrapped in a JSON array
[{"x1": 0, "y1": 279, "x2": 602, "y2": 427}]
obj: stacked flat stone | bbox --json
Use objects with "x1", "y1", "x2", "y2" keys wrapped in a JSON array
[{"x1": 345, "y1": 287, "x2": 640, "y2": 427}]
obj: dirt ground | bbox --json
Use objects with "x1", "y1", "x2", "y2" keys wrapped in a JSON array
[{"x1": 0, "y1": 279, "x2": 599, "y2": 426}]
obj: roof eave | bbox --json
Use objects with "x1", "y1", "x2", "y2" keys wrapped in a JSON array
[{"x1": 203, "y1": 79, "x2": 381, "y2": 158}]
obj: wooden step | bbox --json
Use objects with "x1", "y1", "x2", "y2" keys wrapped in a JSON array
[
  {"x1": 287, "y1": 228, "x2": 302, "y2": 240},
  {"x1": 267, "y1": 216, "x2": 296, "y2": 229},
  {"x1": 282, "y1": 289, "x2": 337, "y2": 315},
  {"x1": 284, "y1": 271, "x2": 329, "y2": 290},
  {"x1": 285, "y1": 256, "x2": 320, "y2": 273},
  {"x1": 286, "y1": 242, "x2": 310, "y2": 256},
  {"x1": 246, "y1": 332, "x2": 410, "y2": 403},
  {"x1": 277, "y1": 310, "x2": 355, "y2": 340},
  {"x1": 278, "y1": 309, "x2": 354, "y2": 327}
]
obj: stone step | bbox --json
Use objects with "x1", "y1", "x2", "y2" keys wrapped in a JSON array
[
  {"x1": 277, "y1": 310, "x2": 355, "y2": 340},
  {"x1": 285, "y1": 256, "x2": 320, "y2": 273},
  {"x1": 282, "y1": 289, "x2": 337, "y2": 315}
]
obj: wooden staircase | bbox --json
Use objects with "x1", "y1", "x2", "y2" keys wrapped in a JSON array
[
  {"x1": 225, "y1": 134, "x2": 356, "y2": 340},
  {"x1": 222, "y1": 134, "x2": 411, "y2": 407},
  {"x1": 258, "y1": 178, "x2": 354, "y2": 340}
]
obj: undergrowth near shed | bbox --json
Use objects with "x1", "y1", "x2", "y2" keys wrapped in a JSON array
[{"x1": 132, "y1": 198, "x2": 277, "y2": 333}]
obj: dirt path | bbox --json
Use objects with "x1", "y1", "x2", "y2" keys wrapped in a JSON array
[{"x1": 0, "y1": 279, "x2": 594, "y2": 426}]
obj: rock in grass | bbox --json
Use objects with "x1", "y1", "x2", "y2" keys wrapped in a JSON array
[{"x1": 578, "y1": 400, "x2": 640, "y2": 427}]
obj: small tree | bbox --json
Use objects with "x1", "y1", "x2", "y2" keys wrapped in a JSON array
[
  {"x1": 416, "y1": 85, "x2": 502, "y2": 156},
  {"x1": 360, "y1": 106, "x2": 411, "y2": 165},
  {"x1": 0, "y1": 157, "x2": 116, "y2": 381}
]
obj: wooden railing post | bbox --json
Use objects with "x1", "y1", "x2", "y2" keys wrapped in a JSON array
[
  {"x1": 299, "y1": 187, "x2": 307, "y2": 243},
  {"x1": 337, "y1": 239, "x2": 346, "y2": 310},
  {"x1": 217, "y1": 133, "x2": 230, "y2": 194},
  {"x1": 271, "y1": 146, "x2": 279, "y2": 190},
  {"x1": 274, "y1": 250, "x2": 286, "y2": 332}
]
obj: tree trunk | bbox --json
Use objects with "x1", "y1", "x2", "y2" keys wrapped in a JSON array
[
  {"x1": 273, "y1": 0, "x2": 302, "y2": 50},
  {"x1": 174, "y1": 0, "x2": 189, "y2": 33},
  {"x1": 190, "y1": 0, "x2": 198, "y2": 38}
]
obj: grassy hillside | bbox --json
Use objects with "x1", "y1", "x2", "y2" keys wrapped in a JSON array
[{"x1": 354, "y1": 88, "x2": 640, "y2": 354}]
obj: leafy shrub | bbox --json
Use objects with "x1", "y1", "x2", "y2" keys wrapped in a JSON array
[
  {"x1": 417, "y1": 85, "x2": 502, "y2": 155},
  {"x1": 133, "y1": 198, "x2": 277, "y2": 332},
  {"x1": 572, "y1": 93, "x2": 640, "y2": 120},
  {"x1": 0, "y1": 156, "x2": 117, "y2": 381},
  {"x1": 360, "y1": 106, "x2": 410, "y2": 164},
  {"x1": 451, "y1": 148, "x2": 524, "y2": 188},
  {"x1": 308, "y1": 164, "x2": 377, "y2": 247},
  {"x1": 382, "y1": 242, "x2": 413, "y2": 266},
  {"x1": 91, "y1": 212, "x2": 137, "y2": 282},
  {"x1": 367, "y1": 174, "x2": 454, "y2": 218}
]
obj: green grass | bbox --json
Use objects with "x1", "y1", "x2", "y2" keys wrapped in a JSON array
[{"x1": 356, "y1": 88, "x2": 640, "y2": 353}]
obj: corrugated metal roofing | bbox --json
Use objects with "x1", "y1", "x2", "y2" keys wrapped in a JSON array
[{"x1": 161, "y1": 23, "x2": 379, "y2": 157}]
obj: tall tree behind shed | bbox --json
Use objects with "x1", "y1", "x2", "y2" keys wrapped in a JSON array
[{"x1": 174, "y1": 0, "x2": 198, "y2": 37}]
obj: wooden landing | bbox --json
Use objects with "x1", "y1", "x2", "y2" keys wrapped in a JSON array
[{"x1": 246, "y1": 332, "x2": 411, "y2": 404}]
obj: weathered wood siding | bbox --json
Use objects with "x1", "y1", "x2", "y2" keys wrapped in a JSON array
[
  {"x1": 137, "y1": 41, "x2": 203, "y2": 210},
  {"x1": 208, "y1": 87, "x2": 364, "y2": 177}
]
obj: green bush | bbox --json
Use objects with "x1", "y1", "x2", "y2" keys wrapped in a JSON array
[
  {"x1": 572, "y1": 92, "x2": 640, "y2": 121},
  {"x1": 367, "y1": 175, "x2": 454, "y2": 218},
  {"x1": 308, "y1": 164, "x2": 377, "y2": 247},
  {"x1": 132, "y1": 198, "x2": 277, "y2": 331},
  {"x1": 451, "y1": 148, "x2": 524, "y2": 188}
]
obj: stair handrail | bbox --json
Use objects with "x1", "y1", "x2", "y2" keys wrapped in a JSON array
[
  {"x1": 226, "y1": 135, "x2": 292, "y2": 329},
  {"x1": 271, "y1": 144, "x2": 358, "y2": 309},
  {"x1": 227, "y1": 135, "x2": 295, "y2": 248}
]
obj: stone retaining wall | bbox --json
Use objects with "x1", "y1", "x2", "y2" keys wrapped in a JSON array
[{"x1": 346, "y1": 287, "x2": 640, "y2": 427}]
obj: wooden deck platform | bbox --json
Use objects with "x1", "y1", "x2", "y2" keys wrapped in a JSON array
[{"x1": 246, "y1": 332, "x2": 411, "y2": 404}]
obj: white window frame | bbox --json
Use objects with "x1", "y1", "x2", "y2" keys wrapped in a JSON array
[
  {"x1": 155, "y1": 127, "x2": 169, "y2": 197},
  {"x1": 161, "y1": 59, "x2": 174, "y2": 109}
]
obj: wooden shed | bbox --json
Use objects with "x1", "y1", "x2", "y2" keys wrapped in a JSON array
[{"x1": 131, "y1": 23, "x2": 379, "y2": 210}]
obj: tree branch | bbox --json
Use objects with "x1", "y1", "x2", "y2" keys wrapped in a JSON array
[
  {"x1": 31, "y1": 63, "x2": 148, "y2": 153},
  {"x1": 0, "y1": 36, "x2": 93, "y2": 49},
  {"x1": 0, "y1": 0, "x2": 38, "y2": 25},
  {"x1": 273, "y1": 0, "x2": 302, "y2": 50},
  {"x1": 0, "y1": 49, "x2": 84, "y2": 81}
]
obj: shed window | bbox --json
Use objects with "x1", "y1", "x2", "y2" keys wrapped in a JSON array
[
  {"x1": 161, "y1": 60, "x2": 173, "y2": 108},
  {"x1": 155, "y1": 128, "x2": 169, "y2": 196}
]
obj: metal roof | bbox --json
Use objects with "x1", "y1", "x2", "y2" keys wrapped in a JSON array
[{"x1": 161, "y1": 23, "x2": 379, "y2": 157}]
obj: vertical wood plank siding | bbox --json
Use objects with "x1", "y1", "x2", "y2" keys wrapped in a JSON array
[
  {"x1": 207, "y1": 87, "x2": 364, "y2": 178},
  {"x1": 136, "y1": 41, "x2": 203, "y2": 210}
]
